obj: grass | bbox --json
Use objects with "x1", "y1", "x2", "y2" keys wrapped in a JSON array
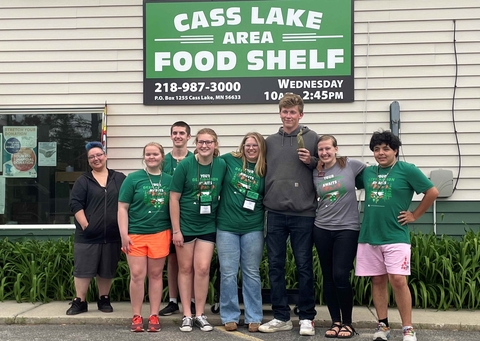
[{"x1": 1, "y1": 231, "x2": 480, "y2": 309}]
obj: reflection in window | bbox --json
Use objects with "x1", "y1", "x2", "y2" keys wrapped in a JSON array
[{"x1": 0, "y1": 111, "x2": 102, "y2": 225}]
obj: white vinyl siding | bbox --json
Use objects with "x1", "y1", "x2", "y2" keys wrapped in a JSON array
[{"x1": 0, "y1": 0, "x2": 479, "y2": 200}]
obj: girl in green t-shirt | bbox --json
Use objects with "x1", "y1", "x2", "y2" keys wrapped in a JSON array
[
  {"x1": 216, "y1": 132, "x2": 266, "y2": 332},
  {"x1": 170, "y1": 128, "x2": 226, "y2": 332},
  {"x1": 118, "y1": 142, "x2": 172, "y2": 332}
]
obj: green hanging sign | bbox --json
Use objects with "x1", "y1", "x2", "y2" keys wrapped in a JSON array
[{"x1": 143, "y1": 0, "x2": 354, "y2": 105}]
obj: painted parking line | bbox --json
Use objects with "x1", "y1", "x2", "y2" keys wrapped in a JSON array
[{"x1": 216, "y1": 326, "x2": 265, "y2": 341}]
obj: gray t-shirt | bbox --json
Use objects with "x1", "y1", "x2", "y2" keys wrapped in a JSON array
[{"x1": 313, "y1": 158, "x2": 365, "y2": 231}]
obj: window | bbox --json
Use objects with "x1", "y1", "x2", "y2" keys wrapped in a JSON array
[{"x1": 0, "y1": 110, "x2": 102, "y2": 225}]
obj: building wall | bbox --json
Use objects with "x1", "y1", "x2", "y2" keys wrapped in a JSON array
[{"x1": 1, "y1": 1, "x2": 479, "y2": 221}]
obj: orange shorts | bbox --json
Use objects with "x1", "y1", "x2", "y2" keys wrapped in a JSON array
[{"x1": 126, "y1": 230, "x2": 171, "y2": 259}]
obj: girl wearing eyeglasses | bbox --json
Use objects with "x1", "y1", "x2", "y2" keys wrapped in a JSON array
[
  {"x1": 68, "y1": 142, "x2": 126, "y2": 316},
  {"x1": 170, "y1": 128, "x2": 226, "y2": 332},
  {"x1": 216, "y1": 132, "x2": 266, "y2": 333}
]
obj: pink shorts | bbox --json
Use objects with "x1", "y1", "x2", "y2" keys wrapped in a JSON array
[{"x1": 355, "y1": 243, "x2": 411, "y2": 276}]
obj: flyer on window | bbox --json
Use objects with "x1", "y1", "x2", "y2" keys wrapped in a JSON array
[
  {"x1": 2, "y1": 126, "x2": 38, "y2": 178},
  {"x1": 38, "y1": 142, "x2": 57, "y2": 167}
]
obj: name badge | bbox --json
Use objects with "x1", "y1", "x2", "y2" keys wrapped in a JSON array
[
  {"x1": 243, "y1": 200, "x2": 256, "y2": 211},
  {"x1": 243, "y1": 190, "x2": 258, "y2": 211},
  {"x1": 200, "y1": 205, "x2": 211, "y2": 214}
]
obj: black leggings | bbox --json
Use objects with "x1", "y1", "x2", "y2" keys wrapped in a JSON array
[{"x1": 313, "y1": 227, "x2": 359, "y2": 325}]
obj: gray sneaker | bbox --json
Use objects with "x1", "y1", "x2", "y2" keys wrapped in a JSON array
[
  {"x1": 194, "y1": 314, "x2": 213, "y2": 332},
  {"x1": 179, "y1": 316, "x2": 193, "y2": 332},
  {"x1": 373, "y1": 322, "x2": 391, "y2": 340},
  {"x1": 258, "y1": 318, "x2": 293, "y2": 333}
]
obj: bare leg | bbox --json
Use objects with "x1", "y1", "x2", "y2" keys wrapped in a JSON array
[
  {"x1": 389, "y1": 274, "x2": 413, "y2": 326},
  {"x1": 73, "y1": 277, "x2": 92, "y2": 301},
  {"x1": 193, "y1": 240, "x2": 214, "y2": 316},
  {"x1": 127, "y1": 255, "x2": 148, "y2": 316},
  {"x1": 96, "y1": 276, "x2": 113, "y2": 296},
  {"x1": 176, "y1": 243, "x2": 195, "y2": 316},
  {"x1": 167, "y1": 253, "x2": 179, "y2": 299},
  {"x1": 371, "y1": 274, "x2": 389, "y2": 320},
  {"x1": 147, "y1": 257, "x2": 166, "y2": 315}
]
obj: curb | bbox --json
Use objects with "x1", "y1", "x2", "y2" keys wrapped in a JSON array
[{"x1": 1, "y1": 302, "x2": 480, "y2": 331}]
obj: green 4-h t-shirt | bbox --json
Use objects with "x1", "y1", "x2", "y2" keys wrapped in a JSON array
[
  {"x1": 357, "y1": 161, "x2": 434, "y2": 245},
  {"x1": 217, "y1": 153, "x2": 265, "y2": 233},
  {"x1": 118, "y1": 169, "x2": 172, "y2": 234},
  {"x1": 163, "y1": 151, "x2": 194, "y2": 176},
  {"x1": 170, "y1": 156, "x2": 226, "y2": 236}
]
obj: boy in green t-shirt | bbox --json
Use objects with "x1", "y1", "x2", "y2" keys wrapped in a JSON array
[
  {"x1": 355, "y1": 130, "x2": 438, "y2": 341},
  {"x1": 159, "y1": 121, "x2": 194, "y2": 317}
]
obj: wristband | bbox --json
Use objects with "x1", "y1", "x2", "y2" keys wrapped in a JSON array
[{"x1": 172, "y1": 230, "x2": 180, "y2": 234}]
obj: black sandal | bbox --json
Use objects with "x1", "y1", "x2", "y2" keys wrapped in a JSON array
[
  {"x1": 337, "y1": 324, "x2": 359, "y2": 339},
  {"x1": 325, "y1": 322, "x2": 342, "y2": 338}
]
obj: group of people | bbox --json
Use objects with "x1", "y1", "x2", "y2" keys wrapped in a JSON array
[{"x1": 67, "y1": 94, "x2": 439, "y2": 341}]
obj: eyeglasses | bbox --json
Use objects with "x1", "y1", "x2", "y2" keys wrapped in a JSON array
[
  {"x1": 244, "y1": 144, "x2": 259, "y2": 149},
  {"x1": 88, "y1": 153, "x2": 104, "y2": 160},
  {"x1": 197, "y1": 140, "x2": 214, "y2": 146}
]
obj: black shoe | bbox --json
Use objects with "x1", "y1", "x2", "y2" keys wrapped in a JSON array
[
  {"x1": 191, "y1": 301, "x2": 196, "y2": 315},
  {"x1": 97, "y1": 295, "x2": 113, "y2": 313},
  {"x1": 159, "y1": 301, "x2": 179, "y2": 316},
  {"x1": 66, "y1": 297, "x2": 88, "y2": 315}
]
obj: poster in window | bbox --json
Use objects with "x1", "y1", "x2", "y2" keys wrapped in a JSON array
[
  {"x1": 2, "y1": 126, "x2": 37, "y2": 178},
  {"x1": 38, "y1": 142, "x2": 57, "y2": 167}
]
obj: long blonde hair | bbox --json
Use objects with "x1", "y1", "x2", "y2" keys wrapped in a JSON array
[
  {"x1": 232, "y1": 132, "x2": 266, "y2": 177},
  {"x1": 194, "y1": 128, "x2": 220, "y2": 157}
]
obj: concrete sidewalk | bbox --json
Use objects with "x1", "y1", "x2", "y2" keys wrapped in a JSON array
[{"x1": 0, "y1": 301, "x2": 479, "y2": 331}]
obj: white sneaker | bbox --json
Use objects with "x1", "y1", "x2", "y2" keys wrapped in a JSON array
[
  {"x1": 299, "y1": 319, "x2": 315, "y2": 336},
  {"x1": 403, "y1": 327, "x2": 417, "y2": 341},
  {"x1": 258, "y1": 318, "x2": 293, "y2": 333},
  {"x1": 373, "y1": 322, "x2": 391, "y2": 340}
]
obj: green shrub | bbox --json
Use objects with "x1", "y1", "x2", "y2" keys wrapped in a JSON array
[
  {"x1": 1, "y1": 231, "x2": 480, "y2": 310},
  {"x1": 409, "y1": 231, "x2": 480, "y2": 310}
]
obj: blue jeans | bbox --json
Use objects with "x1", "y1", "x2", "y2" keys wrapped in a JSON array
[
  {"x1": 313, "y1": 227, "x2": 359, "y2": 325},
  {"x1": 265, "y1": 211, "x2": 316, "y2": 321},
  {"x1": 216, "y1": 229, "x2": 264, "y2": 324}
]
